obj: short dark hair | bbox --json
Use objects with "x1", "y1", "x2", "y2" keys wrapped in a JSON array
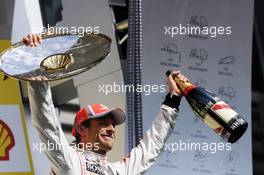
[
  {"x1": 82, "y1": 120, "x2": 91, "y2": 128},
  {"x1": 74, "y1": 120, "x2": 91, "y2": 144}
]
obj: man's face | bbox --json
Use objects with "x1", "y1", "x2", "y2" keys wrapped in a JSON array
[{"x1": 83, "y1": 116, "x2": 116, "y2": 153}]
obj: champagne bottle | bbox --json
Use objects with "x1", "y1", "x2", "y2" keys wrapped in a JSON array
[{"x1": 166, "y1": 71, "x2": 248, "y2": 143}]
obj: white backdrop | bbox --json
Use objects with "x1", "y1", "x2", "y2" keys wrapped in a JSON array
[
  {"x1": 141, "y1": 0, "x2": 253, "y2": 174},
  {"x1": 0, "y1": 105, "x2": 32, "y2": 173}
]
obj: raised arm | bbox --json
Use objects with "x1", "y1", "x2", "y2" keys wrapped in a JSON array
[
  {"x1": 25, "y1": 34, "x2": 80, "y2": 174},
  {"x1": 28, "y1": 81, "x2": 79, "y2": 173},
  {"x1": 112, "y1": 71, "x2": 186, "y2": 175}
]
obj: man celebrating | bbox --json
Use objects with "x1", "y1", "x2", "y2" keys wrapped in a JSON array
[{"x1": 24, "y1": 34, "x2": 188, "y2": 175}]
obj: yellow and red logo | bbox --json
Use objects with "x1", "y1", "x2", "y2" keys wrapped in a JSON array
[{"x1": 0, "y1": 119, "x2": 15, "y2": 161}]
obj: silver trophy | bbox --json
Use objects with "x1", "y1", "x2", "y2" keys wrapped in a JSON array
[{"x1": 0, "y1": 33, "x2": 111, "y2": 81}]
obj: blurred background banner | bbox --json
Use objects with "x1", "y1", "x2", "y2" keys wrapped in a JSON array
[{"x1": 141, "y1": 0, "x2": 253, "y2": 174}]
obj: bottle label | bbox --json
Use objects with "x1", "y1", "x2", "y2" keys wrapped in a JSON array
[
  {"x1": 211, "y1": 101, "x2": 238, "y2": 123},
  {"x1": 203, "y1": 100, "x2": 241, "y2": 140},
  {"x1": 199, "y1": 101, "x2": 214, "y2": 117},
  {"x1": 185, "y1": 86, "x2": 247, "y2": 143},
  {"x1": 203, "y1": 100, "x2": 237, "y2": 136},
  {"x1": 203, "y1": 113, "x2": 224, "y2": 135}
]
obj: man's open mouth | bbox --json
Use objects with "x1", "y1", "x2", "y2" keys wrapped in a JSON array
[{"x1": 100, "y1": 133, "x2": 114, "y2": 141}]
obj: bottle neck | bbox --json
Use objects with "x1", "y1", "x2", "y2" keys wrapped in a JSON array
[{"x1": 173, "y1": 76, "x2": 197, "y2": 96}]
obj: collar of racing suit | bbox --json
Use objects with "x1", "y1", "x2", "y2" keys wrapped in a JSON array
[{"x1": 79, "y1": 150, "x2": 108, "y2": 165}]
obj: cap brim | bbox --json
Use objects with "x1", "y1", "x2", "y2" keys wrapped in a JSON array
[{"x1": 89, "y1": 108, "x2": 126, "y2": 126}]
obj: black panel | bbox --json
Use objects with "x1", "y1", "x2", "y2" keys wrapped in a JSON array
[{"x1": 38, "y1": 0, "x2": 63, "y2": 27}]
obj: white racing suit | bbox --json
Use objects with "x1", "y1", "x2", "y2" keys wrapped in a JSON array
[{"x1": 28, "y1": 82, "x2": 180, "y2": 175}]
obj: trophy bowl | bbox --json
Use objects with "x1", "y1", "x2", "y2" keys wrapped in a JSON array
[{"x1": 0, "y1": 33, "x2": 111, "y2": 81}]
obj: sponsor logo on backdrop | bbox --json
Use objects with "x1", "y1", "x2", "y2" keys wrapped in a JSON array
[
  {"x1": 217, "y1": 86, "x2": 236, "y2": 103},
  {"x1": 0, "y1": 119, "x2": 15, "y2": 161},
  {"x1": 188, "y1": 15, "x2": 209, "y2": 40},
  {"x1": 160, "y1": 43, "x2": 181, "y2": 67},
  {"x1": 218, "y1": 55, "x2": 236, "y2": 76},
  {"x1": 188, "y1": 48, "x2": 209, "y2": 72}
]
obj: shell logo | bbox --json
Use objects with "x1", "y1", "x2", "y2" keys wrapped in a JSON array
[{"x1": 0, "y1": 119, "x2": 15, "y2": 161}]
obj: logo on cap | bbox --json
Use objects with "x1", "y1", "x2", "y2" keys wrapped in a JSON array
[{"x1": 72, "y1": 104, "x2": 125, "y2": 137}]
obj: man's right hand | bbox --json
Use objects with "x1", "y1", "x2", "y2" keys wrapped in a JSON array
[
  {"x1": 167, "y1": 70, "x2": 189, "y2": 96},
  {"x1": 22, "y1": 34, "x2": 42, "y2": 47}
]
